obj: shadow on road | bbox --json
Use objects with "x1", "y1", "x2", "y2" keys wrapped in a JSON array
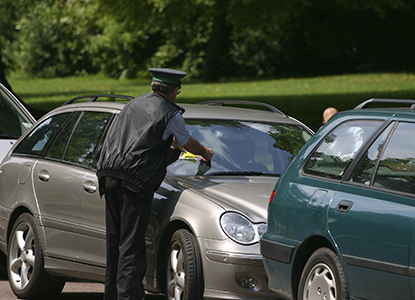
[
  {"x1": 57, "y1": 293, "x2": 104, "y2": 300},
  {"x1": 0, "y1": 267, "x2": 163, "y2": 300},
  {"x1": 0, "y1": 267, "x2": 7, "y2": 280}
]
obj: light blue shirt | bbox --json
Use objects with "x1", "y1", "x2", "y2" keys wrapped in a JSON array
[{"x1": 163, "y1": 112, "x2": 190, "y2": 146}]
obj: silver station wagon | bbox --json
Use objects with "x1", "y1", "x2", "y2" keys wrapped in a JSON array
[{"x1": 0, "y1": 95, "x2": 313, "y2": 300}]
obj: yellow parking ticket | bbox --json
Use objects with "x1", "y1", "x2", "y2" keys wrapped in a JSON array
[{"x1": 180, "y1": 151, "x2": 198, "y2": 162}]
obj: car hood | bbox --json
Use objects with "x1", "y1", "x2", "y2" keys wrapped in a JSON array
[{"x1": 172, "y1": 175, "x2": 278, "y2": 223}]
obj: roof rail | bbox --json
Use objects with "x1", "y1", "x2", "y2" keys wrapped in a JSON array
[
  {"x1": 197, "y1": 100, "x2": 286, "y2": 117},
  {"x1": 354, "y1": 98, "x2": 415, "y2": 110},
  {"x1": 62, "y1": 94, "x2": 134, "y2": 105}
]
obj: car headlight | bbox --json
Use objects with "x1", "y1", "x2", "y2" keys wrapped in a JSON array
[{"x1": 220, "y1": 212, "x2": 266, "y2": 245}]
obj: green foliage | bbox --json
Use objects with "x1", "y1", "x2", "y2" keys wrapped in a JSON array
[
  {"x1": 5, "y1": 0, "x2": 154, "y2": 78},
  {"x1": 2, "y1": 0, "x2": 415, "y2": 80},
  {"x1": 97, "y1": 0, "x2": 292, "y2": 79},
  {"x1": 86, "y1": 17, "x2": 152, "y2": 78},
  {"x1": 8, "y1": 0, "x2": 100, "y2": 77},
  {"x1": 276, "y1": 0, "x2": 415, "y2": 76}
]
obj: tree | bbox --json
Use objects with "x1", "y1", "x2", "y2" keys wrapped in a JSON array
[
  {"x1": 0, "y1": 48, "x2": 11, "y2": 91},
  {"x1": 97, "y1": 0, "x2": 299, "y2": 82},
  {"x1": 277, "y1": 0, "x2": 415, "y2": 75},
  {"x1": 7, "y1": 0, "x2": 158, "y2": 79},
  {"x1": 3, "y1": 0, "x2": 414, "y2": 83},
  {"x1": 0, "y1": 0, "x2": 17, "y2": 91},
  {"x1": 9, "y1": 0, "x2": 102, "y2": 78},
  {"x1": 0, "y1": 0, "x2": 35, "y2": 92}
]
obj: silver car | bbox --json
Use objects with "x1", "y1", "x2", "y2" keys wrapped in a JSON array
[{"x1": 0, "y1": 95, "x2": 313, "y2": 300}]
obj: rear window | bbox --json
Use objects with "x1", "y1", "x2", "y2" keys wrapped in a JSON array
[
  {"x1": 13, "y1": 113, "x2": 71, "y2": 157},
  {"x1": 352, "y1": 121, "x2": 415, "y2": 195},
  {"x1": 13, "y1": 111, "x2": 113, "y2": 168},
  {"x1": 304, "y1": 120, "x2": 383, "y2": 179},
  {"x1": 62, "y1": 111, "x2": 112, "y2": 167}
]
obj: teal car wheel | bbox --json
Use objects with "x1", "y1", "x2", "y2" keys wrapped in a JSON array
[{"x1": 298, "y1": 248, "x2": 348, "y2": 300}]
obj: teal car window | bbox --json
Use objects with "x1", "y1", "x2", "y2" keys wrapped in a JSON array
[
  {"x1": 63, "y1": 111, "x2": 112, "y2": 167},
  {"x1": 13, "y1": 113, "x2": 71, "y2": 157},
  {"x1": 168, "y1": 119, "x2": 312, "y2": 176},
  {"x1": 351, "y1": 123, "x2": 394, "y2": 185},
  {"x1": 373, "y1": 122, "x2": 415, "y2": 194},
  {"x1": 304, "y1": 120, "x2": 382, "y2": 179}
]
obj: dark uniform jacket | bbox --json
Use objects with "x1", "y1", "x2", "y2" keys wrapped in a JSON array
[{"x1": 96, "y1": 92, "x2": 183, "y2": 199}]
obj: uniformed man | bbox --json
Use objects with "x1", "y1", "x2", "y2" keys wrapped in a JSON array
[{"x1": 97, "y1": 68, "x2": 213, "y2": 300}]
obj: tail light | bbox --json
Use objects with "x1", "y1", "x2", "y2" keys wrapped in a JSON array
[{"x1": 268, "y1": 190, "x2": 276, "y2": 204}]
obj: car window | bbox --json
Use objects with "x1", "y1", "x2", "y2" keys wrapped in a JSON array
[
  {"x1": 373, "y1": 122, "x2": 415, "y2": 194},
  {"x1": 350, "y1": 123, "x2": 394, "y2": 185},
  {"x1": 303, "y1": 120, "x2": 382, "y2": 179},
  {"x1": 13, "y1": 113, "x2": 71, "y2": 157},
  {"x1": 0, "y1": 88, "x2": 33, "y2": 138},
  {"x1": 168, "y1": 119, "x2": 311, "y2": 176},
  {"x1": 63, "y1": 111, "x2": 112, "y2": 167},
  {"x1": 46, "y1": 112, "x2": 81, "y2": 160}
]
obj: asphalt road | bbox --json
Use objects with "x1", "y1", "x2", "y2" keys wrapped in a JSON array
[{"x1": 0, "y1": 267, "x2": 164, "y2": 300}]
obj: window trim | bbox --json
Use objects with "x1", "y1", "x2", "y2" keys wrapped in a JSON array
[
  {"x1": 340, "y1": 119, "x2": 415, "y2": 198},
  {"x1": 11, "y1": 112, "x2": 75, "y2": 158},
  {"x1": 57, "y1": 111, "x2": 114, "y2": 169},
  {"x1": 44, "y1": 112, "x2": 82, "y2": 161},
  {"x1": 300, "y1": 118, "x2": 389, "y2": 181},
  {"x1": 342, "y1": 120, "x2": 394, "y2": 182},
  {"x1": 11, "y1": 109, "x2": 117, "y2": 172},
  {"x1": 310, "y1": 119, "x2": 415, "y2": 199}
]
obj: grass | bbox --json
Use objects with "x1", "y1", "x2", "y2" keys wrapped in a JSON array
[{"x1": 9, "y1": 72, "x2": 415, "y2": 131}]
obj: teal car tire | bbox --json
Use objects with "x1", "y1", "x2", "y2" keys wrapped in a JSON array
[{"x1": 298, "y1": 248, "x2": 349, "y2": 300}]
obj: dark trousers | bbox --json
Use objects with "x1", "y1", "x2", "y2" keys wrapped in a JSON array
[{"x1": 103, "y1": 184, "x2": 151, "y2": 300}]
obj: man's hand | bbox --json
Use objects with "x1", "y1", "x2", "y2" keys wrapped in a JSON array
[
  {"x1": 200, "y1": 147, "x2": 213, "y2": 161},
  {"x1": 183, "y1": 136, "x2": 213, "y2": 161}
]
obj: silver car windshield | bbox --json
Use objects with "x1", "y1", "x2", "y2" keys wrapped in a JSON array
[{"x1": 168, "y1": 119, "x2": 311, "y2": 176}]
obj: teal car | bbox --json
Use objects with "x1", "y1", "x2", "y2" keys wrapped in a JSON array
[{"x1": 261, "y1": 99, "x2": 415, "y2": 300}]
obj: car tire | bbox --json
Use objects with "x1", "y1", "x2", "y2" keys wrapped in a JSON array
[
  {"x1": 166, "y1": 229, "x2": 204, "y2": 300},
  {"x1": 7, "y1": 213, "x2": 65, "y2": 300},
  {"x1": 298, "y1": 248, "x2": 349, "y2": 300}
]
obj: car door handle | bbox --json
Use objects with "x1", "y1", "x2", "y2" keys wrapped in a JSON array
[
  {"x1": 336, "y1": 200, "x2": 353, "y2": 213},
  {"x1": 38, "y1": 170, "x2": 50, "y2": 182},
  {"x1": 83, "y1": 181, "x2": 97, "y2": 194}
]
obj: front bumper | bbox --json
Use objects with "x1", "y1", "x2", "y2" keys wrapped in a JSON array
[{"x1": 200, "y1": 238, "x2": 277, "y2": 300}]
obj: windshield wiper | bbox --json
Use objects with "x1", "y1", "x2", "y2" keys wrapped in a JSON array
[{"x1": 206, "y1": 171, "x2": 278, "y2": 176}]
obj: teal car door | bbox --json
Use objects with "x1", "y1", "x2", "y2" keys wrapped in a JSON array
[
  {"x1": 328, "y1": 121, "x2": 415, "y2": 300},
  {"x1": 329, "y1": 186, "x2": 413, "y2": 299}
]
